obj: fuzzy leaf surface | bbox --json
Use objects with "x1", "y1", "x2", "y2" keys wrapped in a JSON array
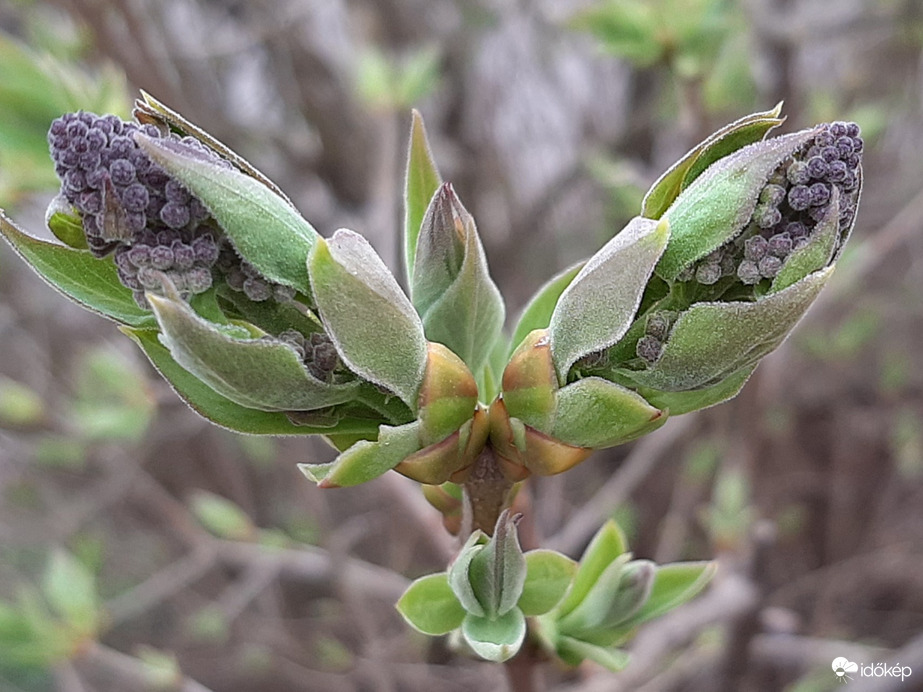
[
  {"x1": 148, "y1": 292, "x2": 360, "y2": 411},
  {"x1": 550, "y1": 217, "x2": 669, "y2": 381},
  {"x1": 0, "y1": 212, "x2": 154, "y2": 327},
  {"x1": 396, "y1": 573, "x2": 466, "y2": 636},
  {"x1": 310, "y1": 230, "x2": 427, "y2": 409}
]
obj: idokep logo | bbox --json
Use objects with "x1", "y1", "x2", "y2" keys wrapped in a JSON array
[{"x1": 832, "y1": 657, "x2": 913, "y2": 684}]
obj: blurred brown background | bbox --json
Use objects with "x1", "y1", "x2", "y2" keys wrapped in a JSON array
[{"x1": 0, "y1": 1, "x2": 921, "y2": 690}]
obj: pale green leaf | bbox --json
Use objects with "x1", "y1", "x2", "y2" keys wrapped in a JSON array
[
  {"x1": 403, "y1": 110, "x2": 442, "y2": 282},
  {"x1": 461, "y1": 609, "x2": 526, "y2": 663},
  {"x1": 518, "y1": 550, "x2": 576, "y2": 616},
  {"x1": 148, "y1": 291, "x2": 361, "y2": 411},
  {"x1": 556, "y1": 520, "x2": 628, "y2": 619},
  {"x1": 396, "y1": 573, "x2": 466, "y2": 636},
  {"x1": 310, "y1": 231, "x2": 427, "y2": 409},
  {"x1": 0, "y1": 211, "x2": 155, "y2": 327},
  {"x1": 550, "y1": 217, "x2": 669, "y2": 381},
  {"x1": 42, "y1": 551, "x2": 99, "y2": 634}
]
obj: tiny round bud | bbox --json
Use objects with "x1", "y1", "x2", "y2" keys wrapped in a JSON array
[
  {"x1": 85, "y1": 167, "x2": 108, "y2": 190},
  {"x1": 820, "y1": 146, "x2": 839, "y2": 163},
  {"x1": 86, "y1": 128, "x2": 106, "y2": 150},
  {"x1": 758, "y1": 255, "x2": 782, "y2": 278},
  {"x1": 164, "y1": 179, "x2": 191, "y2": 204},
  {"x1": 636, "y1": 335, "x2": 662, "y2": 364},
  {"x1": 806, "y1": 156, "x2": 829, "y2": 179},
  {"x1": 172, "y1": 241, "x2": 195, "y2": 270},
  {"x1": 768, "y1": 232, "x2": 793, "y2": 258},
  {"x1": 809, "y1": 182, "x2": 831, "y2": 207},
  {"x1": 137, "y1": 266, "x2": 162, "y2": 290},
  {"x1": 835, "y1": 136, "x2": 854, "y2": 158},
  {"x1": 744, "y1": 235, "x2": 769, "y2": 261},
  {"x1": 273, "y1": 283, "x2": 296, "y2": 302},
  {"x1": 109, "y1": 159, "x2": 136, "y2": 186},
  {"x1": 814, "y1": 131, "x2": 835, "y2": 148},
  {"x1": 737, "y1": 259, "x2": 762, "y2": 285},
  {"x1": 64, "y1": 169, "x2": 87, "y2": 193},
  {"x1": 150, "y1": 245, "x2": 175, "y2": 270},
  {"x1": 695, "y1": 262, "x2": 722, "y2": 285},
  {"x1": 826, "y1": 159, "x2": 848, "y2": 183},
  {"x1": 785, "y1": 221, "x2": 807, "y2": 238},
  {"x1": 226, "y1": 268, "x2": 246, "y2": 291},
  {"x1": 121, "y1": 183, "x2": 150, "y2": 212},
  {"x1": 78, "y1": 151, "x2": 101, "y2": 171},
  {"x1": 160, "y1": 202, "x2": 191, "y2": 229},
  {"x1": 829, "y1": 121, "x2": 848, "y2": 138},
  {"x1": 185, "y1": 267, "x2": 213, "y2": 294},
  {"x1": 241, "y1": 262, "x2": 260, "y2": 278},
  {"x1": 77, "y1": 191, "x2": 102, "y2": 215},
  {"x1": 759, "y1": 184, "x2": 786, "y2": 206},
  {"x1": 191, "y1": 234, "x2": 220, "y2": 265},
  {"x1": 786, "y1": 160, "x2": 810, "y2": 185},
  {"x1": 127, "y1": 244, "x2": 152, "y2": 267},
  {"x1": 243, "y1": 277, "x2": 272, "y2": 302},
  {"x1": 753, "y1": 203, "x2": 782, "y2": 229},
  {"x1": 66, "y1": 120, "x2": 88, "y2": 139}
]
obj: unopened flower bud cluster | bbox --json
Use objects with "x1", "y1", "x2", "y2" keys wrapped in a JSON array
[
  {"x1": 681, "y1": 121, "x2": 863, "y2": 288},
  {"x1": 48, "y1": 111, "x2": 292, "y2": 308}
]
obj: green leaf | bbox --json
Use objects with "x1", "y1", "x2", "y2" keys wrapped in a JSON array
[
  {"x1": 413, "y1": 185, "x2": 505, "y2": 373},
  {"x1": 557, "y1": 554, "x2": 630, "y2": 634},
  {"x1": 42, "y1": 551, "x2": 99, "y2": 635},
  {"x1": 310, "y1": 231, "x2": 427, "y2": 409},
  {"x1": 448, "y1": 532, "x2": 488, "y2": 617},
  {"x1": 461, "y1": 609, "x2": 526, "y2": 663},
  {"x1": 0, "y1": 211, "x2": 155, "y2": 327},
  {"x1": 124, "y1": 327, "x2": 379, "y2": 436},
  {"x1": 148, "y1": 291, "x2": 361, "y2": 411},
  {"x1": 467, "y1": 510, "x2": 527, "y2": 617},
  {"x1": 556, "y1": 520, "x2": 628, "y2": 619},
  {"x1": 656, "y1": 129, "x2": 816, "y2": 281},
  {"x1": 618, "y1": 268, "x2": 832, "y2": 391},
  {"x1": 190, "y1": 491, "x2": 254, "y2": 540},
  {"x1": 556, "y1": 635, "x2": 630, "y2": 672},
  {"x1": 297, "y1": 420, "x2": 422, "y2": 488},
  {"x1": 396, "y1": 573, "x2": 466, "y2": 636},
  {"x1": 511, "y1": 261, "x2": 584, "y2": 356},
  {"x1": 136, "y1": 134, "x2": 317, "y2": 294},
  {"x1": 551, "y1": 377, "x2": 665, "y2": 448},
  {"x1": 518, "y1": 550, "x2": 576, "y2": 616},
  {"x1": 770, "y1": 187, "x2": 841, "y2": 293},
  {"x1": 403, "y1": 110, "x2": 443, "y2": 283},
  {"x1": 635, "y1": 365, "x2": 754, "y2": 415},
  {"x1": 133, "y1": 90, "x2": 294, "y2": 206},
  {"x1": 620, "y1": 561, "x2": 716, "y2": 627},
  {"x1": 550, "y1": 217, "x2": 669, "y2": 381},
  {"x1": 642, "y1": 103, "x2": 785, "y2": 219}
]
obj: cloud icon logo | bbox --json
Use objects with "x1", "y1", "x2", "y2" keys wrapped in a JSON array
[{"x1": 832, "y1": 657, "x2": 859, "y2": 682}]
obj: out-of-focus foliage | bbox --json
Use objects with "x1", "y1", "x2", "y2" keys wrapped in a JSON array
[{"x1": 0, "y1": 24, "x2": 127, "y2": 208}]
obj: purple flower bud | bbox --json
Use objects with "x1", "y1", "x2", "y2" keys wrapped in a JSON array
[
  {"x1": 127, "y1": 244, "x2": 152, "y2": 267},
  {"x1": 758, "y1": 255, "x2": 782, "y2": 278},
  {"x1": 809, "y1": 182, "x2": 831, "y2": 207},
  {"x1": 768, "y1": 232, "x2": 793, "y2": 258},
  {"x1": 737, "y1": 259, "x2": 761, "y2": 285},
  {"x1": 695, "y1": 262, "x2": 722, "y2": 285},
  {"x1": 744, "y1": 234, "x2": 769, "y2": 261},
  {"x1": 109, "y1": 159, "x2": 136, "y2": 186},
  {"x1": 636, "y1": 335, "x2": 663, "y2": 364},
  {"x1": 185, "y1": 267, "x2": 213, "y2": 294},
  {"x1": 191, "y1": 234, "x2": 220, "y2": 265},
  {"x1": 150, "y1": 245, "x2": 174, "y2": 270},
  {"x1": 172, "y1": 241, "x2": 195, "y2": 270},
  {"x1": 160, "y1": 202, "x2": 191, "y2": 229},
  {"x1": 243, "y1": 277, "x2": 272, "y2": 302},
  {"x1": 826, "y1": 160, "x2": 848, "y2": 183},
  {"x1": 121, "y1": 183, "x2": 150, "y2": 212},
  {"x1": 806, "y1": 156, "x2": 829, "y2": 179}
]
